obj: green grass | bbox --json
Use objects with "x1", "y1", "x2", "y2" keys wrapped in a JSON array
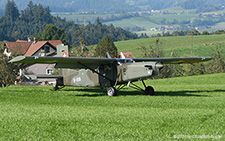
[
  {"x1": 207, "y1": 22, "x2": 225, "y2": 32},
  {"x1": 112, "y1": 34, "x2": 225, "y2": 58},
  {"x1": 163, "y1": 6, "x2": 197, "y2": 14},
  {"x1": 0, "y1": 73, "x2": 225, "y2": 140},
  {"x1": 104, "y1": 17, "x2": 159, "y2": 30},
  {"x1": 148, "y1": 14, "x2": 197, "y2": 24}
]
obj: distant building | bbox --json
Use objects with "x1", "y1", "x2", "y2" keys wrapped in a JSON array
[{"x1": 4, "y1": 39, "x2": 63, "y2": 85}]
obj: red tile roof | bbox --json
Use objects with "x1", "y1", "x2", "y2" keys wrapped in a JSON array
[
  {"x1": 5, "y1": 41, "x2": 33, "y2": 55},
  {"x1": 4, "y1": 40, "x2": 63, "y2": 56},
  {"x1": 48, "y1": 40, "x2": 63, "y2": 48},
  {"x1": 24, "y1": 41, "x2": 48, "y2": 56}
]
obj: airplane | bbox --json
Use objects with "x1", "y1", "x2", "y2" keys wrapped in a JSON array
[{"x1": 9, "y1": 44, "x2": 213, "y2": 96}]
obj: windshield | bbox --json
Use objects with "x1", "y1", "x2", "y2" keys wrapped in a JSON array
[{"x1": 117, "y1": 58, "x2": 134, "y2": 64}]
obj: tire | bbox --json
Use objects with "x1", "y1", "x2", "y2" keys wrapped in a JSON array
[
  {"x1": 144, "y1": 86, "x2": 154, "y2": 96},
  {"x1": 107, "y1": 87, "x2": 117, "y2": 96},
  {"x1": 53, "y1": 86, "x2": 59, "y2": 91}
]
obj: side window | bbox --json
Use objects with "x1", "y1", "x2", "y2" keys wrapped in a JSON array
[
  {"x1": 46, "y1": 68, "x2": 53, "y2": 75},
  {"x1": 46, "y1": 47, "x2": 50, "y2": 53}
]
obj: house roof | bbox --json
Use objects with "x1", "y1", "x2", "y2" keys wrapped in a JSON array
[
  {"x1": 5, "y1": 41, "x2": 33, "y2": 55},
  {"x1": 24, "y1": 41, "x2": 48, "y2": 56},
  {"x1": 48, "y1": 40, "x2": 63, "y2": 48},
  {"x1": 4, "y1": 40, "x2": 62, "y2": 56}
]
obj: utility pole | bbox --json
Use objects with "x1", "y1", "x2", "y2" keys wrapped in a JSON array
[
  {"x1": 156, "y1": 38, "x2": 159, "y2": 57},
  {"x1": 191, "y1": 34, "x2": 193, "y2": 55}
]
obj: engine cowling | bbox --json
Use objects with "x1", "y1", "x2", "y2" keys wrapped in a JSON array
[{"x1": 118, "y1": 62, "x2": 164, "y2": 82}]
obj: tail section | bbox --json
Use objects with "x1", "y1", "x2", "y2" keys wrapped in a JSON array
[{"x1": 120, "y1": 52, "x2": 126, "y2": 59}]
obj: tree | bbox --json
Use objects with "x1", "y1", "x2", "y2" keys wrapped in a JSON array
[
  {"x1": 139, "y1": 39, "x2": 186, "y2": 78},
  {"x1": 139, "y1": 38, "x2": 164, "y2": 58},
  {"x1": 21, "y1": 1, "x2": 34, "y2": 22},
  {"x1": 0, "y1": 1, "x2": 138, "y2": 44},
  {"x1": 70, "y1": 31, "x2": 89, "y2": 57},
  {"x1": 206, "y1": 45, "x2": 225, "y2": 74},
  {"x1": 4, "y1": 0, "x2": 20, "y2": 23},
  {"x1": 95, "y1": 36, "x2": 118, "y2": 58},
  {"x1": 187, "y1": 29, "x2": 201, "y2": 36},
  {"x1": 38, "y1": 24, "x2": 68, "y2": 45},
  {"x1": 0, "y1": 43, "x2": 20, "y2": 87},
  {"x1": 214, "y1": 30, "x2": 225, "y2": 34},
  {"x1": 202, "y1": 31, "x2": 210, "y2": 35}
]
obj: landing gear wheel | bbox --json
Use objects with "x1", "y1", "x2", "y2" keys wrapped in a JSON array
[
  {"x1": 53, "y1": 86, "x2": 59, "y2": 91},
  {"x1": 107, "y1": 87, "x2": 117, "y2": 96},
  {"x1": 144, "y1": 86, "x2": 154, "y2": 96}
]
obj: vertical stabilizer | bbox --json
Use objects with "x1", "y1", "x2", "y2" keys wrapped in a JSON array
[
  {"x1": 57, "y1": 44, "x2": 69, "y2": 57},
  {"x1": 120, "y1": 52, "x2": 126, "y2": 59}
]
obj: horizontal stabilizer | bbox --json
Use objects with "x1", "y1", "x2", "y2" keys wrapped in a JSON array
[{"x1": 24, "y1": 75, "x2": 63, "y2": 80}]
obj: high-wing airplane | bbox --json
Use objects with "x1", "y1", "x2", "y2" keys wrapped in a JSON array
[{"x1": 9, "y1": 45, "x2": 213, "y2": 96}]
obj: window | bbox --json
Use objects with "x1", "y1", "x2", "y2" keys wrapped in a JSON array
[
  {"x1": 46, "y1": 47, "x2": 50, "y2": 53},
  {"x1": 46, "y1": 68, "x2": 53, "y2": 75}
]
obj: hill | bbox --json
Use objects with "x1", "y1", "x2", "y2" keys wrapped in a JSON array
[
  {"x1": 0, "y1": 73, "x2": 224, "y2": 140},
  {"x1": 112, "y1": 34, "x2": 225, "y2": 58},
  {"x1": 52, "y1": 8, "x2": 225, "y2": 35},
  {"x1": 0, "y1": 1, "x2": 138, "y2": 45},
  {"x1": 0, "y1": 0, "x2": 225, "y2": 13},
  {"x1": 89, "y1": 34, "x2": 225, "y2": 58}
]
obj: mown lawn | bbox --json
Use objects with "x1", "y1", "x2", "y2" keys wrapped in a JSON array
[{"x1": 0, "y1": 73, "x2": 224, "y2": 140}]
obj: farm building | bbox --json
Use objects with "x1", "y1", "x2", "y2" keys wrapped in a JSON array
[{"x1": 4, "y1": 39, "x2": 63, "y2": 85}]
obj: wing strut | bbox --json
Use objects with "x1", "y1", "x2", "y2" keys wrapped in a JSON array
[{"x1": 77, "y1": 61, "x2": 115, "y2": 83}]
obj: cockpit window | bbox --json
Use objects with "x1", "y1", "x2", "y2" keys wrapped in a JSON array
[
  {"x1": 117, "y1": 59, "x2": 134, "y2": 64},
  {"x1": 144, "y1": 65, "x2": 153, "y2": 70}
]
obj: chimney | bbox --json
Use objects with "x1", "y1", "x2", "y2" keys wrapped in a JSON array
[
  {"x1": 33, "y1": 38, "x2": 37, "y2": 44},
  {"x1": 28, "y1": 37, "x2": 31, "y2": 42}
]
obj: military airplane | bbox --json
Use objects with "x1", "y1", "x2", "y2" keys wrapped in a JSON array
[{"x1": 9, "y1": 45, "x2": 212, "y2": 96}]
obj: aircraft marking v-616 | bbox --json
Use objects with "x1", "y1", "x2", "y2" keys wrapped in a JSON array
[{"x1": 9, "y1": 45, "x2": 213, "y2": 96}]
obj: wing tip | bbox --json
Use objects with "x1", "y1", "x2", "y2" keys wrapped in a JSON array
[{"x1": 9, "y1": 56, "x2": 26, "y2": 63}]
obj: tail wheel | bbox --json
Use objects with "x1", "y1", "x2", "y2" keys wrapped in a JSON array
[
  {"x1": 145, "y1": 86, "x2": 154, "y2": 96},
  {"x1": 107, "y1": 87, "x2": 117, "y2": 96}
]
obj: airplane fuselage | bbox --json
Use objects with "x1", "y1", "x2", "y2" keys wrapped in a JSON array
[{"x1": 58, "y1": 60, "x2": 163, "y2": 88}]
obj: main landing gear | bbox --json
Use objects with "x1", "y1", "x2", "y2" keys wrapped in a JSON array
[
  {"x1": 53, "y1": 85, "x2": 65, "y2": 91},
  {"x1": 107, "y1": 80, "x2": 154, "y2": 96},
  {"x1": 107, "y1": 87, "x2": 117, "y2": 96}
]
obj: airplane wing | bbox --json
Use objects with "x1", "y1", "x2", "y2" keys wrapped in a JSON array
[
  {"x1": 9, "y1": 56, "x2": 117, "y2": 69},
  {"x1": 133, "y1": 57, "x2": 213, "y2": 64},
  {"x1": 10, "y1": 56, "x2": 213, "y2": 69}
]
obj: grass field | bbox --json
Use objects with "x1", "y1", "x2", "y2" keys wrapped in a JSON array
[
  {"x1": 113, "y1": 34, "x2": 225, "y2": 58},
  {"x1": 104, "y1": 17, "x2": 159, "y2": 30},
  {"x1": 89, "y1": 34, "x2": 225, "y2": 58},
  {"x1": 0, "y1": 73, "x2": 224, "y2": 140}
]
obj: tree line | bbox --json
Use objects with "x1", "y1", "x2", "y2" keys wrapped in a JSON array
[{"x1": 0, "y1": 1, "x2": 138, "y2": 45}]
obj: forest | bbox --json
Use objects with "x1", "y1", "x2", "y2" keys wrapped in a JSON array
[{"x1": 0, "y1": 1, "x2": 138, "y2": 45}]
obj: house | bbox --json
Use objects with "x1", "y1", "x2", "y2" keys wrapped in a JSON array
[
  {"x1": 4, "y1": 39, "x2": 63, "y2": 85},
  {"x1": 119, "y1": 52, "x2": 135, "y2": 59}
]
